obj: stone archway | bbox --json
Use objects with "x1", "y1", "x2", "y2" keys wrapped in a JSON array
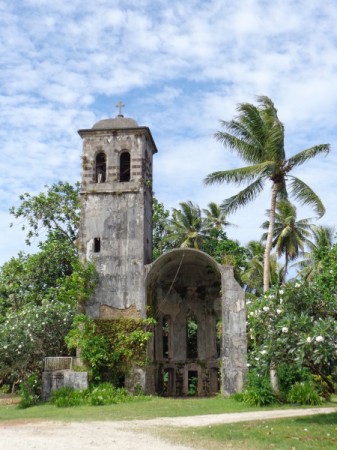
[
  {"x1": 145, "y1": 248, "x2": 247, "y2": 397},
  {"x1": 145, "y1": 249, "x2": 247, "y2": 396}
]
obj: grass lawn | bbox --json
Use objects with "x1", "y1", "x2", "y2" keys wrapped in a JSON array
[
  {"x1": 162, "y1": 412, "x2": 337, "y2": 449},
  {"x1": 0, "y1": 395, "x2": 336, "y2": 423}
]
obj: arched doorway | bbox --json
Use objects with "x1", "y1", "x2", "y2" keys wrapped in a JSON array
[{"x1": 146, "y1": 249, "x2": 222, "y2": 396}]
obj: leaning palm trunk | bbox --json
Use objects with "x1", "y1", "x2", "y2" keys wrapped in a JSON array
[
  {"x1": 263, "y1": 183, "x2": 280, "y2": 393},
  {"x1": 263, "y1": 183, "x2": 279, "y2": 293}
]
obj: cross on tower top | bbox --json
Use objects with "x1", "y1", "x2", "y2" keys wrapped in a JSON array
[{"x1": 116, "y1": 101, "x2": 125, "y2": 117}]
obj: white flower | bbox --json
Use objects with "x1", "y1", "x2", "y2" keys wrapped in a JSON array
[
  {"x1": 263, "y1": 306, "x2": 270, "y2": 312},
  {"x1": 282, "y1": 327, "x2": 288, "y2": 333},
  {"x1": 279, "y1": 289, "x2": 284, "y2": 295},
  {"x1": 315, "y1": 336, "x2": 324, "y2": 343},
  {"x1": 255, "y1": 357, "x2": 259, "y2": 361},
  {"x1": 295, "y1": 283, "x2": 301, "y2": 288},
  {"x1": 330, "y1": 270, "x2": 333, "y2": 274},
  {"x1": 247, "y1": 363, "x2": 250, "y2": 367},
  {"x1": 246, "y1": 301, "x2": 252, "y2": 305},
  {"x1": 249, "y1": 312, "x2": 254, "y2": 317},
  {"x1": 276, "y1": 309, "x2": 282, "y2": 314},
  {"x1": 306, "y1": 337, "x2": 312, "y2": 343},
  {"x1": 280, "y1": 298, "x2": 283, "y2": 304},
  {"x1": 18, "y1": 344, "x2": 22, "y2": 348},
  {"x1": 260, "y1": 350, "x2": 268, "y2": 355},
  {"x1": 4, "y1": 345, "x2": 7, "y2": 349}
]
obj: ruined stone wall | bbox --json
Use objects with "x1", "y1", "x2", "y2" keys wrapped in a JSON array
[{"x1": 221, "y1": 266, "x2": 247, "y2": 395}]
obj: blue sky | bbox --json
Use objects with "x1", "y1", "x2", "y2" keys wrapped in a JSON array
[{"x1": 1, "y1": 0, "x2": 336, "y2": 265}]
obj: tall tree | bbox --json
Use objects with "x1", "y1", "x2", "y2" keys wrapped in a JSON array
[
  {"x1": 261, "y1": 200, "x2": 313, "y2": 281},
  {"x1": 10, "y1": 181, "x2": 80, "y2": 246},
  {"x1": 204, "y1": 96, "x2": 329, "y2": 292},
  {"x1": 1, "y1": 182, "x2": 96, "y2": 389},
  {"x1": 164, "y1": 201, "x2": 205, "y2": 249},
  {"x1": 241, "y1": 240, "x2": 281, "y2": 296},
  {"x1": 202, "y1": 201, "x2": 234, "y2": 232},
  {"x1": 295, "y1": 225, "x2": 336, "y2": 280},
  {"x1": 152, "y1": 197, "x2": 171, "y2": 260}
]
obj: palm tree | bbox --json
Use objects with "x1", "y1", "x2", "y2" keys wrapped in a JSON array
[
  {"x1": 202, "y1": 202, "x2": 233, "y2": 233},
  {"x1": 164, "y1": 201, "x2": 205, "y2": 249},
  {"x1": 241, "y1": 240, "x2": 281, "y2": 296},
  {"x1": 295, "y1": 225, "x2": 335, "y2": 280},
  {"x1": 204, "y1": 96, "x2": 329, "y2": 292},
  {"x1": 261, "y1": 200, "x2": 313, "y2": 282}
]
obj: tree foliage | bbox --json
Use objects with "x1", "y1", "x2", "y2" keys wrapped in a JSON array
[
  {"x1": 10, "y1": 181, "x2": 80, "y2": 245},
  {"x1": 205, "y1": 95, "x2": 329, "y2": 291},
  {"x1": 247, "y1": 244, "x2": 337, "y2": 393},
  {"x1": 261, "y1": 200, "x2": 313, "y2": 281},
  {"x1": 65, "y1": 315, "x2": 155, "y2": 384},
  {"x1": 1, "y1": 182, "x2": 96, "y2": 390},
  {"x1": 152, "y1": 197, "x2": 171, "y2": 260}
]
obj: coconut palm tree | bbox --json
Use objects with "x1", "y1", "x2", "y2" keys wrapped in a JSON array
[
  {"x1": 261, "y1": 200, "x2": 313, "y2": 282},
  {"x1": 202, "y1": 202, "x2": 234, "y2": 233},
  {"x1": 164, "y1": 201, "x2": 205, "y2": 249},
  {"x1": 241, "y1": 240, "x2": 281, "y2": 296},
  {"x1": 204, "y1": 96, "x2": 329, "y2": 292},
  {"x1": 295, "y1": 225, "x2": 335, "y2": 280}
]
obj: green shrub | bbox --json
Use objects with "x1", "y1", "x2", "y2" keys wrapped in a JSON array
[
  {"x1": 287, "y1": 381, "x2": 323, "y2": 405},
  {"x1": 312, "y1": 375, "x2": 334, "y2": 400},
  {"x1": 0, "y1": 384, "x2": 10, "y2": 394},
  {"x1": 18, "y1": 373, "x2": 40, "y2": 409},
  {"x1": 49, "y1": 386, "x2": 86, "y2": 407},
  {"x1": 278, "y1": 363, "x2": 312, "y2": 394},
  {"x1": 231, "y1": 392, "x2": 244, "y2": 402},
  {"x1": 49, "y1": 383, "x2": 132, "y2": 407},
  {"x1": 242, "y1": 371, "x2": 278, "y2": 406}
]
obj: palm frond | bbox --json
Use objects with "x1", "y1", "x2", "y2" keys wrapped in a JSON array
[
  {"x1": 288, "y1": 176, "x2": 326, "y2": 218},
  {"x1": 287, "y1": 144, "x2": 330, "y2": 170},
  {"x1": 204, "y1": 162, "x2": 272, "y2": 186},
  {"x1": 220, "y1": 178, "x2": 265, "y2": 214}
]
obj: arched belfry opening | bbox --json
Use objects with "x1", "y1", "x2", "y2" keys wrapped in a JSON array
[
  {"x1": 120, "y1": 151, "x2": 130, "y2": 182},
  {"x1": 95, "y1": 152, "x2": 106, "y2": 183},
  {"x1": 145, "y1": 249, "x2": 223, "y2": 397}
]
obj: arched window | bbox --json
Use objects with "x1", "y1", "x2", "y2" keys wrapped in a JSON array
[
  {"x1": 120, "y1": 152, "x2": 130, "y2": 182},
  {"x1": 186, "y1": 316, "x2": 198, "y2": 359},
  {"x1": 95, "y1": 152, "x2": 106, "y2": 183},
  {"x1": 162, "y1": 316, "x2": 170, "y2": 358}
]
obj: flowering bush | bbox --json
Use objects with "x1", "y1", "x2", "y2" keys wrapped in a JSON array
[
  {"x1": 246, "y1": 245, "x2": 337, "y2": 394},
  {"x1": 0, "y1": 300, "x2": 76, "y2": 390}
]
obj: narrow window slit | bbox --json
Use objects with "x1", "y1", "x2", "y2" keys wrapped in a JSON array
[{"x1": 94, "y1": 238, "x2": 101, "y2": 253}]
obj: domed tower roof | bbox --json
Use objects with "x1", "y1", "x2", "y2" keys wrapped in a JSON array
[
  {"x1": 92, "y1": 116, "x2": 139, "y2": 130},
  {"x1": 92, "y1": 100, "x2": 139, "y2": 129},
  {"x1": 78, "y1": 101, "x2": 158, "y2": 154}
]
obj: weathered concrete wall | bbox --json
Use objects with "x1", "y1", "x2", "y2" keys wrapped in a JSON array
[
  {"x1": 81, "y1": 192, "x2": 147, "y2": 317},
  {"x1": 221, "y1": 266, "x2": 247, "y2": 395},
  {"x1": 78, "y1": 123, "x2": 156, "y2": 319},
  {"x1": 42, "y1": 370, "x2": 88, "y2": 401}
]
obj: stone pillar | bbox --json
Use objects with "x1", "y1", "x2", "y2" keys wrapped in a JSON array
[{"x1": 220, "y1": 265, "x2": 247, "y2": 395}]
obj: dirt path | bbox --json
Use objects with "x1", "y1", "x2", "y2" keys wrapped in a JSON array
[{"x1": 1, "y1": 407, "x2": 336, "y2": 450}]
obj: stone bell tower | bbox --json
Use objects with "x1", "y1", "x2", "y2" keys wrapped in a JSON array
[{"x1": 78, "y1": 103, "x2": 158, "y2": 319}]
